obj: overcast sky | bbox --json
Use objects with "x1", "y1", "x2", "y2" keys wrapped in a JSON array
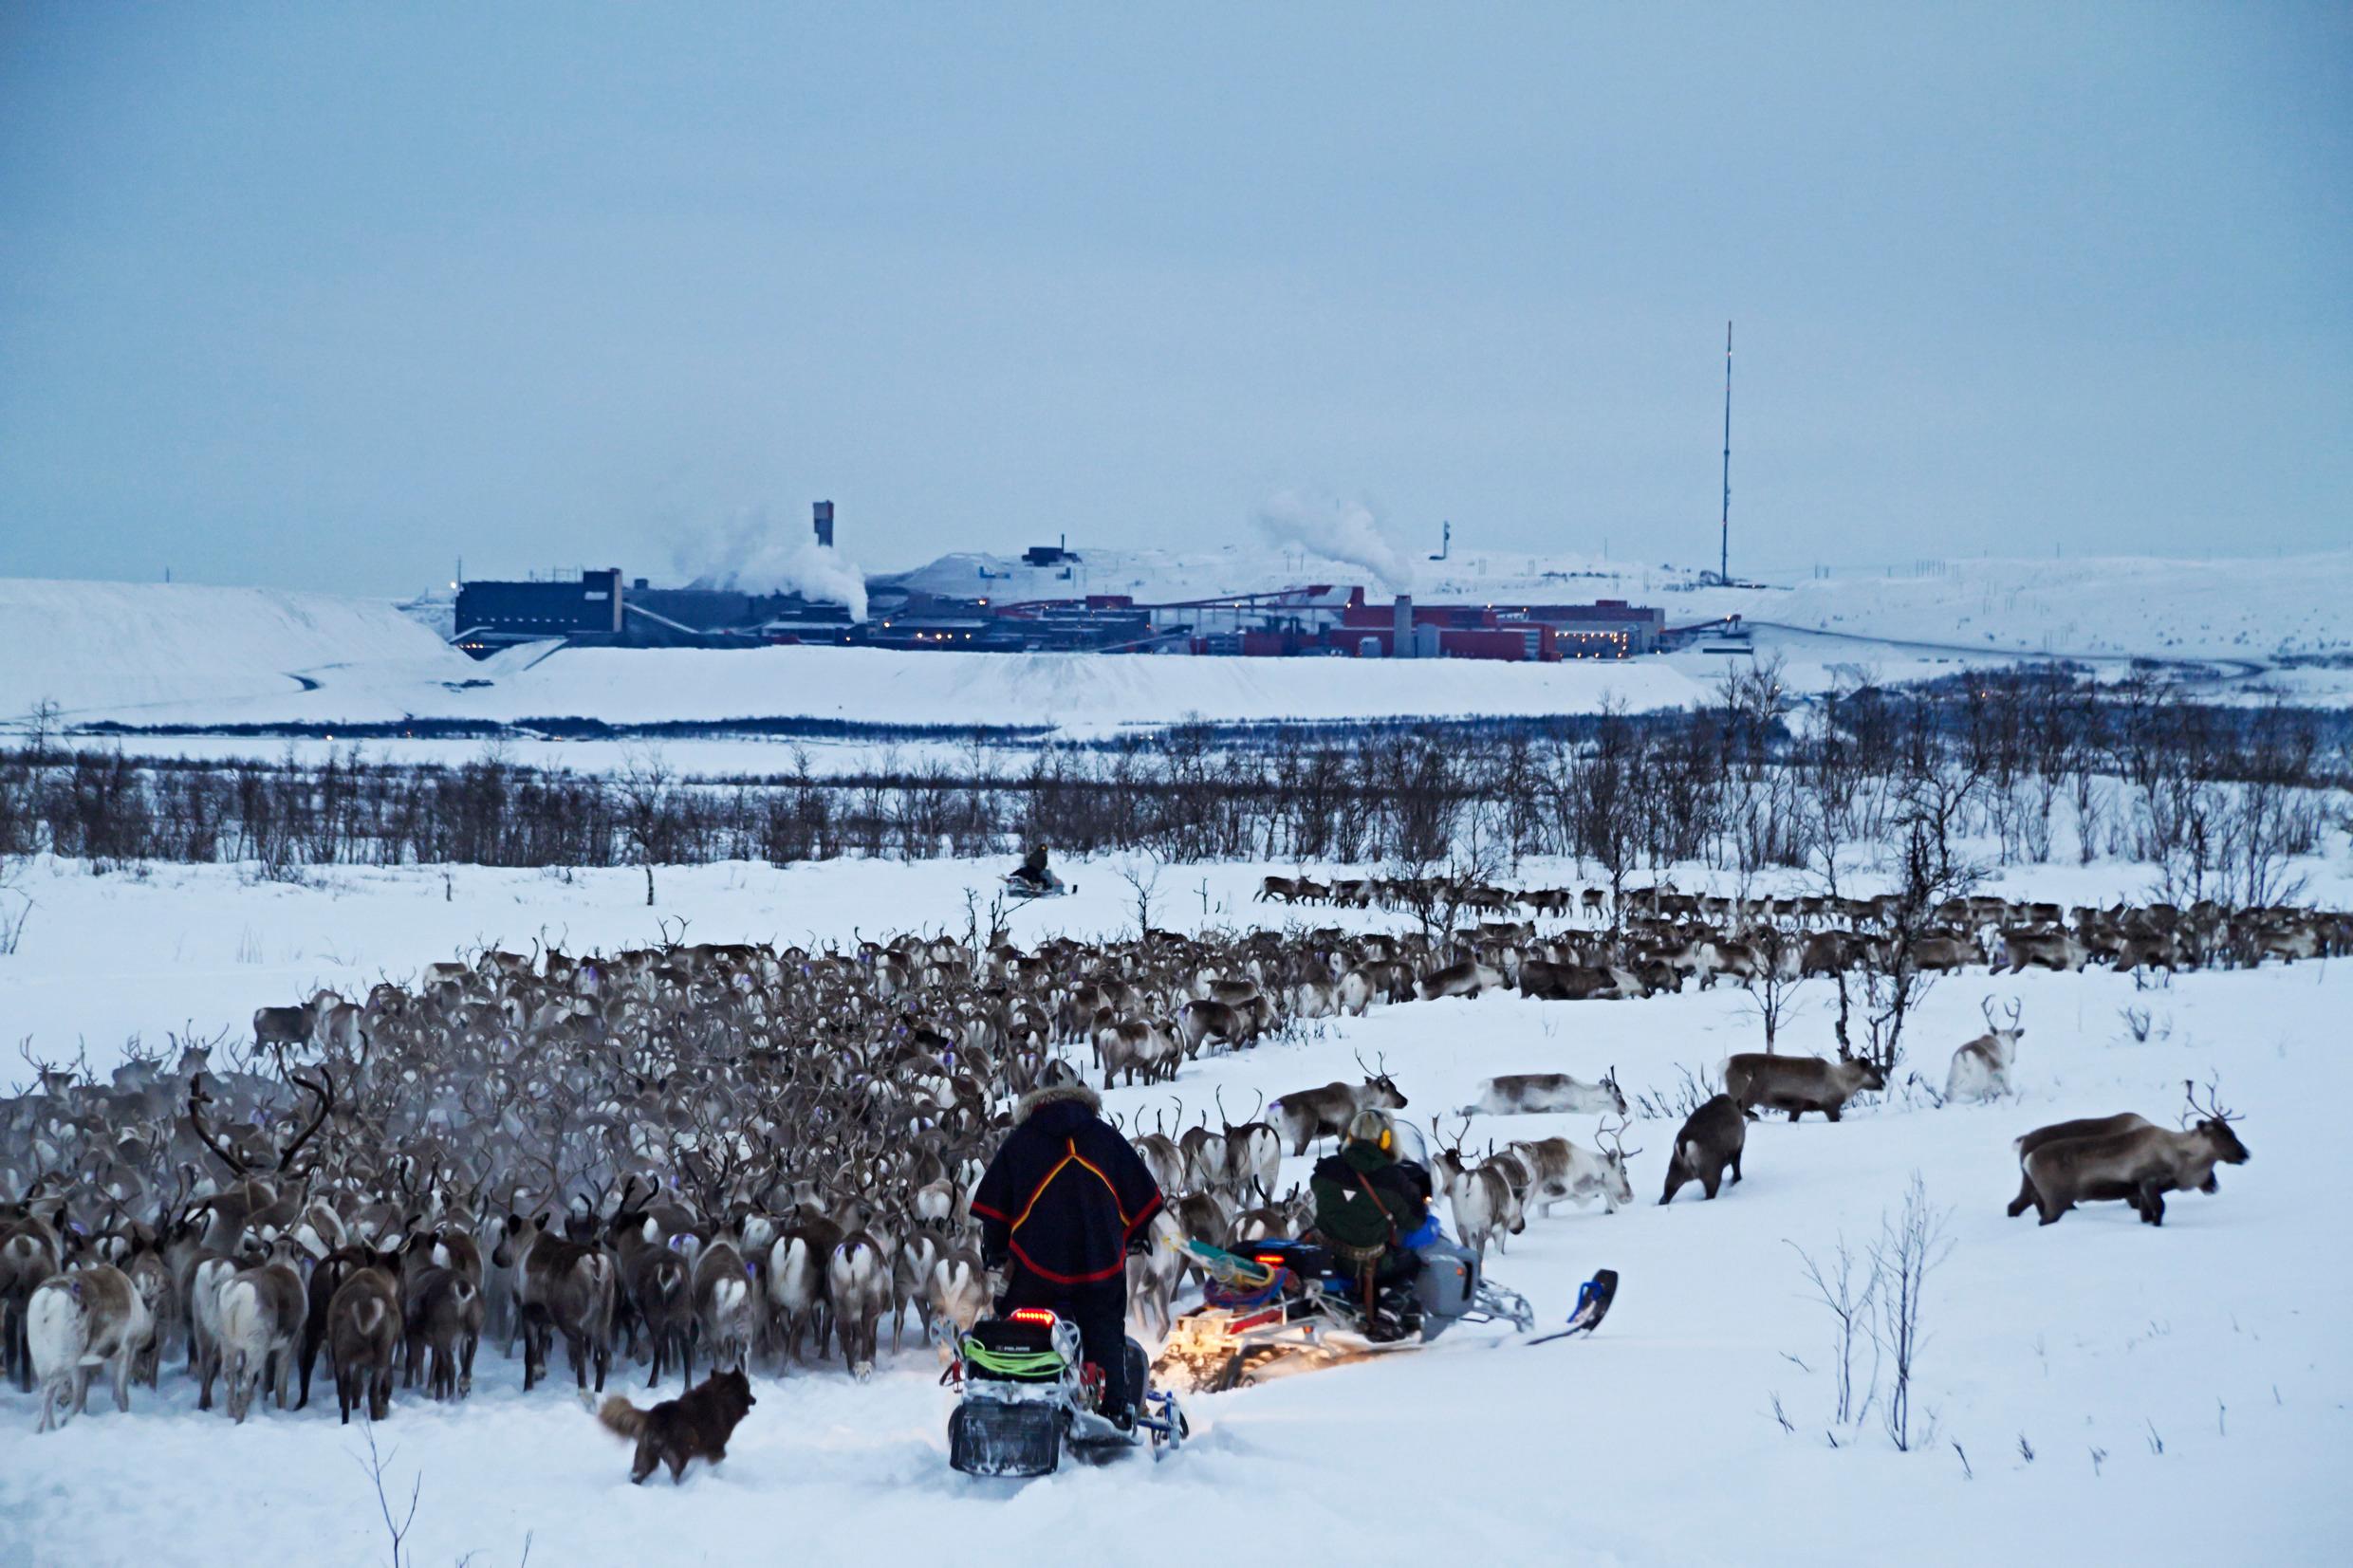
[{"x1": 2, "y1": 3, "x2": 2346, "y2": 595}]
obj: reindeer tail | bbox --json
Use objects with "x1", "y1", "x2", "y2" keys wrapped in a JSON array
[{"x1": 595, "y1": 1393, "x2": 647, "y2": 1439}]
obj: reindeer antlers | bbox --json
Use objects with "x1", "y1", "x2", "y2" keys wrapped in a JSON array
[
  {"x1": 1597, "y1": 1113, "x2": 1642, "y2": 1160},
  {"x1": 1981, "y1": 995, "x2": 2025, "y2": 1030},
  {"x1": 2182, "y1": 1076, "x2": 2239, "y2": 1127},
  {"x1": 185, "y1": 1080, "x2": 250, "y2": 1177},
  {"x1": 273, "y1": 1070, "x2": 336, "y2": 1174}
]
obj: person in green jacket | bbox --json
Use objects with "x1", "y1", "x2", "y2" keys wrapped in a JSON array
[{"x1": 1310, "y1": 1109, "x2": 1431, "y2": 1340}]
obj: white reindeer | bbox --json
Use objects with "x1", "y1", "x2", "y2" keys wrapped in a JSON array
[{"x1": 1945, "y1": 999, "x2": 2024, "y2": 1103}]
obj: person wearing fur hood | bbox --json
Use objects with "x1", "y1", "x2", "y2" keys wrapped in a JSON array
[{"x1": 972, "y1": 1070, "x2": 1164, "y2": 1423}]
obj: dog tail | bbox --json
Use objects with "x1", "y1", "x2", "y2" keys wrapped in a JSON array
[{"x1": 595, "y1": 1393, "x2": 647, "y2": 1440}]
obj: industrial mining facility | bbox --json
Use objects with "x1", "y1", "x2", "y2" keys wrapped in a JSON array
[{"x1": 453, "y1": 502, "x2": 1693, "y2": 663}]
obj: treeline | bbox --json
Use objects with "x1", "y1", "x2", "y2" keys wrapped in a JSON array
[{"x1": 1, "y1": 669, "x2": 2344, "y2": 907}]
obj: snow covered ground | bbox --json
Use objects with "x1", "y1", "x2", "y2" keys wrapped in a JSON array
[{"x1": 2, "y1": 849, "x2": 2349, "y2": 1565}]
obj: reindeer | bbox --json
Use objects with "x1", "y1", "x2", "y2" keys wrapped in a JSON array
[
  {"x1": 398, "y1": 1240, "x2": 483, "y2": 1401},
  {"x1": 767, "y1": 1218, "x2": 841, "y2": 1365},
  {"x1": 1129, "y1": 1109, "x2": 1191, "y2": 1198},
  {"x1": 1416, "y1": 959, "x2": 1502, "y2": 1001},
  {"x1": 250, "y1": 997, "x2": 324, "y2": 1055},
  {"x1": 1, "y1": 1194, "x2": 63, "y2": 1392},
  {"x1": 217, "y1": 1237, "x2": 307, "y2": 1422},
  {"x1": 2017, "y1": 1082, "x2": 2251, "y2": 1227},
  {"x1": 1432, "y1": 1118, "x2": 1520, "y2": 1263},
  {"x1": 606, "y1": 1186, "x2": 694, "y2": 1388},
  {"x1": 1177, "y1": 1117, "x2": 1229, "y2": 1198},
  {"x1": 2004, "y1": 1113, "x2": 2156, "y2": 1218},
  {"x1": 1458, "y1": 1069, "x2": 1625, "y2": 1118},
  {"x1": 893, "y1": 1228, "x2": 940, "y2": 1351},
  {"x1": 1094, "y1": 1013, "x2": 1178, "y2": 1088},
  {"x1": 491, "y1": 1212, "x2": 616, "y2": 1393},
  {"x1": 1123, "y1": 1211, "x2": 1187, "y2": 1344},
  {"x1": 1722, "y1": 1051, "x2": 1886, "y2": 1122},
  {"x1": 1518, "y1": 959, "x2": 1638, "y2": 1001},
  {"x1": 828, "y1": 1229, "x2": 891, "y2": 1380},
  {"x1": 1945, "y1": 999, "x2": 2024, "y2": 1103},
  {"x1": 927, "y1": 1245, "x2": 991, "y2": 1358},
  {"x1": 1176, "y1": 998, "x2": 1258, "y2": 1058},
  {"x1": 1996, "y1": 927, "x2": 2086, "y2": 974},
  {"x1": 1510, "y1": 1118, "x2": 1639, "y2": 1216},
  {"x1": 28, "y1": 1264, "x2": 155, "y2": 1431},
  {"x1": 692, "y1": 1234, "x2": 757, "y2": 1375},
  {"x1": 1658, "y1": 1096, "x2": 1746, "y2": 1205},
  {"x1": 1216, "y1": 1089, "x2": 1282, "y2": 1203},
  {"x1": 295, "y1": 1241, "x2": 386, "y2": 1409},
  {"x1": 325, "y1": 1246, "x2": 402, "y2": 1424},
  {"x1": 1273, "y1": 1056, "x2": 1409, "y2": 1155}
]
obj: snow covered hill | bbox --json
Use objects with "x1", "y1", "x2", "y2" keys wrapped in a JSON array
[{"x1": 0, "y1": 578, "x2": 476, "y2": 726}]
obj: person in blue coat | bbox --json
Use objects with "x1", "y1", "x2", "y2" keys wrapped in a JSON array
[{"x1": 972, "y1": 1072, "x2": 1163, "y2": 1424}]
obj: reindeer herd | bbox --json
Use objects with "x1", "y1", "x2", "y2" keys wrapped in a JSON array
[{"x1": 0, "y1": 871, "x2": 2328, "y2": 1434}]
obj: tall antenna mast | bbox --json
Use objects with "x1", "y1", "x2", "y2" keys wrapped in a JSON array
[{"x1": 1719, "y1": 320, "x2": 1732, "y2": 586}]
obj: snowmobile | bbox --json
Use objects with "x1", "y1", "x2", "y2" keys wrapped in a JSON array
[
  {"x1": 1000, "y1": 870, "x2": 1074, "y2": 902},
  {"x1": 946, "y1": 1306, "x2": 1189, "y2": 1478},
  {"x1": 1154, "y1": 1232, "x2": 1615, "y2": 1393}
]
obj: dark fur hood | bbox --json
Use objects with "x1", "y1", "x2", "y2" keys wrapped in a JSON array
[{"x1": 1012, "y1": 1081, "x2": 1102, "y2": 1126}]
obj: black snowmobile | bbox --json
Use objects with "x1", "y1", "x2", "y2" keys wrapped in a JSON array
[{"x1": 946, "y1": 1307, "x2": 1188, "y2": 1477}]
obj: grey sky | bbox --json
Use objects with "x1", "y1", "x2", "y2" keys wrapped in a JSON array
[{"x1": 2, "y1": 3, "x2": 2346, "y2": 596}]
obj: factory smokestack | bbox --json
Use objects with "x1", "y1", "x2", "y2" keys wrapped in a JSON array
[
  {"x1": 1393, "y1": 593, "x2": 1413, "y2": 659},
  {"x1": 813, "y1": 500, "x2": 835, "y2": 550}
]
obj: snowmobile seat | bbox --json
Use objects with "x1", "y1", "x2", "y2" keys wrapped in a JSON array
[{"x1": 961, "y1": 1314, "x2": 1068, "y2": 1383}]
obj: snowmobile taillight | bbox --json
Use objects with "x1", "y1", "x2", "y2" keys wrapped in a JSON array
[{"x1": 1009, "y1": 1307, "x2": 1060, "y2": 1328}]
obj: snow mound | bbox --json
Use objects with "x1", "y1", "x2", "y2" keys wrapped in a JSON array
[{"x1": 0, "y1": 579, "x2": 475, "y2": 725}]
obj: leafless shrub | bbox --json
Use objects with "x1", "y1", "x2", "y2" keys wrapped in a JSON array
[
  {"x1": 1788, "y1": 1233, "x2": 1878, "y2": 1426},
  {"x1": 1868, "y1": 1172, "x2": 1954, "y2": 1452}
]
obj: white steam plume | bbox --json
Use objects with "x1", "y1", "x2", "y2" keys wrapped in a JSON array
[
  {"x1": 668, "y1": 505, "x2": 869, "y2": 621},
  {"x1": 1253, "y1": 491, "x2": 1415, "y2": 593}
]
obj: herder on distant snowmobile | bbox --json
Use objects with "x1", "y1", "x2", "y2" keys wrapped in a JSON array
[
  {"x1": 1309, "y1": 1109, "x2": 1436, "y2": 1342},
  {"x1": 970, "y1": 1071, "x2": 1163, "y2": 1427},
  {"x1": 1006, "y1": 842, "x2": 1064, "y2": 897}
]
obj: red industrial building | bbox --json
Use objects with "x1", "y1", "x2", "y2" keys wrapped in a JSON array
[{"x1": 1325, "y1": 590, "x2": 1663, "y2": 661}]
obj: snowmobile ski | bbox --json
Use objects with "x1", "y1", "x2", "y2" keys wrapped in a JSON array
[{"x1": 1522, "y1": 1268, "x2": 1619, "y2": 1345}]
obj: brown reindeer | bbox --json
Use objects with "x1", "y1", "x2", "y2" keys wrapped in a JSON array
[
  {"x1": 607, "y1": 1184, "x2": 695, "y2": 1388},
  {"x1": 2004, "y1": 1113, "x2": 2155, "y2": 1218},
  {"x1": 1273, "y1": 1056, "x2": 1408, "y2": 1155},
  {"x1": 492, "y1": 1213, "x2": 616, "y2": 1393},
  {"x1": 1, "y1": 1193, "x2": 63, "y2": 1392},
  {"x1": 325, "y1": 1248, "x2": 402, "y2": 1424},
  {"x1": 398, "y1": 1239, "x2": 484, "y2": 1401},
  {"x1": 2018, "y1": 1082, "x2": 2251, "y2": 1227},
  {"x1": 1659, "y1": 1095, "x2": 1747, "y2": 1205},
  {"x1": 1722, "y1": 1051, "x2": 1886, "y2": 1122}
]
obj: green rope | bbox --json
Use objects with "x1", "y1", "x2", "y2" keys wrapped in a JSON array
[{"x1": 961, "y1": 1336, "x2": 1065, "y2": 1379}]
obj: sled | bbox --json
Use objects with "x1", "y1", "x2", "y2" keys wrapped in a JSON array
[{"x1": 1153, "y1": 1236, "x2": 1549, "y2": 1394}]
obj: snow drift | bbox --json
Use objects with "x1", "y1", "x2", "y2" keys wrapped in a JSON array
[{"x1": 0, "y1": 578, "x2": 475, "y2": 725}]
